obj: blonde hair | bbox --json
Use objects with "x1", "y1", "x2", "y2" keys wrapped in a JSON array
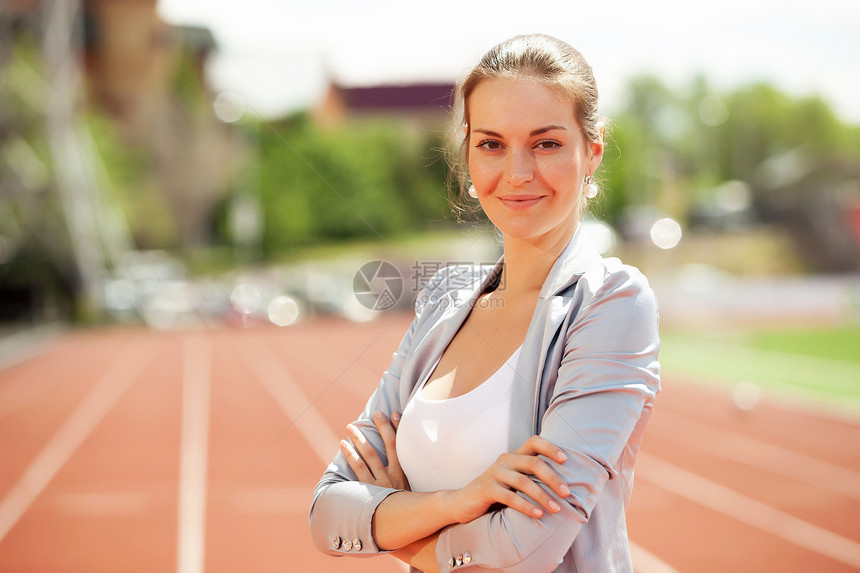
[{"x1": 447, "y1": 34, "x2": 603, "y2": 219}]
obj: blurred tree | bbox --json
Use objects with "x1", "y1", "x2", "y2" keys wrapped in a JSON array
[
  {"x1": 253, "y1": 113, "x2": 450, "y2": 257},
  {"x1": 601, "y1": 74, "x2": 860, "y2": 271},
  {"x1": 601, "y1": 75, "x2": 689, "y2": 222},
  {"x1": 603, "y1": 75, "x2": 860, "y2": 211},
  {"x1": 0, "y1": 30, "x2": 78, "y2": 321},
  {"x1": 715, "y1": 84, "x2": 860, "y2": 182},
  {"x1": 87, "y1": 113, "x2": 177, "y2": 247}
]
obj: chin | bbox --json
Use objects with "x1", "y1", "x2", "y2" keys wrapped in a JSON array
[
  {"x1": 497, "y1": 225, "x2": 555, "y2": 242},
  {"x1": 497, "y1": 219, "x2": 579, "y2": 245}
]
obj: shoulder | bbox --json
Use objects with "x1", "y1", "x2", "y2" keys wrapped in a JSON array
[
  {"x1": 565, "y1": 257, "x2": 659, "y2": 346},
  {"x1": 578, "y1": 257, "x2": 656, "y2": 309},
  {"x1": 560, "y1": 257, "x2": 661, "y2": 375}
]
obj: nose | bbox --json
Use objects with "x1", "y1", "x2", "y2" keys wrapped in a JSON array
[{"x1": 506, "y1": 149, "x2": 535, "y2": 187}]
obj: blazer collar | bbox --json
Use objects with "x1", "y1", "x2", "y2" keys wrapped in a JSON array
[
  {"x1": 454, "y1": 223, "x2": 602, "y2": 309},
  {"x1": 537, "y1": 223, "x2": 603, "y2": 299}
]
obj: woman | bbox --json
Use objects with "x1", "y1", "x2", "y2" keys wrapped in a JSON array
[{"x1": 309, "y1": 34, "x2": 660, "y2": 572}]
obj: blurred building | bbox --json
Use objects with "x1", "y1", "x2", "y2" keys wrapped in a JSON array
[
  {"x1": 756, "y1": 151, "x2": 860, "y2": 272},
  {"x1": 83, "y1": 0, "x2": 236, "y2": 248},
  {"x1": 0, "y1": 0, "x2": 238, "y2": 322},
  {"x1": 313, "y1": 81, "x2": 454, "y2": 128}
]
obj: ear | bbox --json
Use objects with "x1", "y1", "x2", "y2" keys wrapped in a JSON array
[{"x1": 587, "y1": 136, "x2": 604, "y2": 175}]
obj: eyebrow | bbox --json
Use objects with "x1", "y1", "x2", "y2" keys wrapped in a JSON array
[{"x1": 472, "y1": 125, "x2": 569, "y2": 138}]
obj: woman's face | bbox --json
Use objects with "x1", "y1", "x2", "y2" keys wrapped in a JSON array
[{"x1": 467, "y1": 77, "x2": 603, "y2": 243}]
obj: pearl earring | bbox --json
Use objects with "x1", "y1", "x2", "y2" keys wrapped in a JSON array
[
  {"x1": 583, "y1": 175, "x2": 599, "y2": 199},
  {"x1": 468, "y1": 185, "x2": 478, "y2": 199}
]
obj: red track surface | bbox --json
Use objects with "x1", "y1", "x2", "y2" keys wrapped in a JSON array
[{"x1": 0, "y1": 313, "x2": 858, "y2": 572}]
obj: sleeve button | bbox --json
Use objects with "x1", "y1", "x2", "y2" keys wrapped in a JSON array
[
  {"x1": 463, "y1": 552, "x2": 472, "y2": 564},
  {"x1": 343, "y1": 538, "x2": 353, "y2": 551},
  {"x1": 331, "y1": 536, "x2": 342, "y2": 550},
  {"x1": 448, "y1": 556, "x2": 456, "y2": 568},
  {"x1": 353, "y1": 538, "x2": 362, "y2": 552},
  {"x1": 456, "y1": 554, "x2": 464, "y2": 566}
]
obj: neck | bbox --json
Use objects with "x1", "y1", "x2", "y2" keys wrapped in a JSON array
[{"x1": 498, "y1": 224, "x2": 577, "y2": 295}]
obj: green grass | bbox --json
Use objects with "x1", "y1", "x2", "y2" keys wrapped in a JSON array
[
  {"x1": 747, "y1": 326, "x2": 860, "y2": 363},
  {"x1": 660, "y1": 325, "x2": 860, "y2": 410}
]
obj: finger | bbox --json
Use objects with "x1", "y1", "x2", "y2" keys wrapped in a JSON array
[
  {"x1": 500, "y1": 453, "x2": 571, "y2": 501},
  {"x1": 372, "y1": 412, "x2": 410, "y2": 489},
  {"x1": 515, "y1": 435, "x2": 567, "y2": 464},
  {"x1": 489, "y1": 482, "x2": 547, "y2": 519},
  {"x1": 390, "y1": 411, "x2": 402, "y2": 431},
  {"x1": 340, "y1": 439, "x2": 375, "y2": 483},
  {"x1": 346, "y1": 424, "x2": 387, "y2": 480},
  {"x1": 496, "y1": 468, "x2": 563, "y2": 515},
  {"x1": 372, "y1": 411, "x2": 400, "y2": 467}
]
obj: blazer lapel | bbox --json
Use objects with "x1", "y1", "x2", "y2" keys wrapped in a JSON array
[
  {"x1": 508, "y1": 225, "x2": 604, "y2": 450},
  {"x1": 400, "y1": 266, "x2": 502, "y2": 406}
]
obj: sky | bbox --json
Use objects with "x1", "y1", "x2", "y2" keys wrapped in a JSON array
[{"x1": 156, "y1": 0, "x2": 860, "y2": 124}]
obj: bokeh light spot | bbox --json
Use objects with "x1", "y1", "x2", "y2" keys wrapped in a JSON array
[
  {"x1": 267, "y1": 295, "x2": 300, "y2": 326},
  {"x1": 699, "y1": 95, "x2": 729, "y2": 127},
  {"x1": 214, "y1": 91, "x2": 246, "y2": 123},
  {"x1": 732, "y1": 381, "x2": 762, "y2": 411},
  {"x1": 230, "y1": 283, "x2": 261, "y2": 315},
  {"x1": 650, "y1": 217, "x2": 683, "y2": 250},
  {"x1": 582, "y1": 218, "x2": 617, "y2": 255}
]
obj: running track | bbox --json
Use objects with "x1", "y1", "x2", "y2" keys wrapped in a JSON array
[{"x1": 0, "y1": 313, "x2": 858, "y2": 572}]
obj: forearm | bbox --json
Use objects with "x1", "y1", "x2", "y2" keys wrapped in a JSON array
[
  {"x1": 372, "y1": 490, "x2": 454, "y2": 551},
  {"x1": 393, "y1": 532, "x2": 441, "y2": 573}
]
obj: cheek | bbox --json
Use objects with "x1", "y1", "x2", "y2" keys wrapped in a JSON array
[
  {"x1": 468, "y1": 157, "x2": 501, "y2": 189},
  {"x1": 540, "y1": 154, "x2": 581, "y2": 190}
]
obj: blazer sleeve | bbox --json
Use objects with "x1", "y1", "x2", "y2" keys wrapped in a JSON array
[
  {"x1": 434, "y1": 262, "x2": 661, "y2": 572},
  {"x1": 308, "y1": 268, "x2": 446, "y2": 557}
]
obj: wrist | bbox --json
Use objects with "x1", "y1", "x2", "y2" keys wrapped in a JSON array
[
  {"x1": 434, "y1": 488, "x2": 464, "y2": 525},
  {"x1": 373, "y1": 490, "x2": 459, "y2": 551}
]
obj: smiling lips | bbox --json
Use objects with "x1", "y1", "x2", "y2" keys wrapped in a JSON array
[{"x1": 499, "y1": 195, "x2": 544, "y2": 210}]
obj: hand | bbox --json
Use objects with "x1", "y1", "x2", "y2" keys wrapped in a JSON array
[
  {"x1": 340, "y1": 411, "x2": 410, "y2": 491},
  {"x1": 445, "y1": 435, "x2": 570, "y2": 524}
]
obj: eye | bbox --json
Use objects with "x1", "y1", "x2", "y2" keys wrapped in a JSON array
[
  {"x1": 535, "y1": 140, "x2": 561, "y2": 150},
  {"x1": 476, "y1": 139, "x2": 504, "y2": 151}
]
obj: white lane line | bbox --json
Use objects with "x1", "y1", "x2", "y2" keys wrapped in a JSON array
[
  {"x1": 241, "y1": 341, "x2": 340, "y2": 466},
  {"x1": 637, "y1": 453, "x2": 860, "y2": 569},
  {"x1": 176, "y1": 337, "x2": 211, "y2": 573},
  {"x1": 654, "y1": 409, "x2": 860, "y2": 501},
  {"x1": 0, "y1": 343, "x2": 151, "y2": 544},
  {"x1": 629, "y1": 541, "x2": 680, "y2": 573}
]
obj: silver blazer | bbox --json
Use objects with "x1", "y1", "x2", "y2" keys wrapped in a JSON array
[{"x1": 309, "y1": 226, "x2": 661, "y2": 572}]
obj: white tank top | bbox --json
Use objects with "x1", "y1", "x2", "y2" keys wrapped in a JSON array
[{"x1": 397, "y1": 347, "x2": 522, "y2": 493}]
